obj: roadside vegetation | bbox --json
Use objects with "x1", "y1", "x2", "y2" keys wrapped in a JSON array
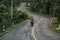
[
  {"x1": 51, "y1": 23, "x2": 60, "y2": 34},
  {"x1": 25, "y1": 0, "x2": 60, "y2": 34},
  {"x1": 0, "y1": 0, "x2": 28, "y2": 37}
]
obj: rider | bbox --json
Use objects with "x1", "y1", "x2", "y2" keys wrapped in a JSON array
[{"x1": 30, "y1": 18, "x2": 34, "y2": 26}]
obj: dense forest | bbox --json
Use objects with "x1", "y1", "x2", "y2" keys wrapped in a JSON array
[
  {"x1": 25, "y1": 0, "x2": 60, "y2": 33},
  {"x1": 26, "y1": 0, "x2": 60, "y2": 24},
  {"x1": 0, "y1": 0, "x2": 28, "y2": 32},
  {"x1": 0, "y1": 0, "x2": 60, "y2": 37}
]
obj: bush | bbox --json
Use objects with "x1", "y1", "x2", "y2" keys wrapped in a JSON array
[{"x1": 0, "y1": 9, "x2": 28, "y2": 32}]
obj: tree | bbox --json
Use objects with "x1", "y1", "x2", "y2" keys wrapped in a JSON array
[{"x1": 56, "y1": 8, "x2": 60, "y2": 24}]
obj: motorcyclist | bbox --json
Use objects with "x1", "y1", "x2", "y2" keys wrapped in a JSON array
[{"x1": 30, "y1": 18, "x2": 34, "y2": 26}]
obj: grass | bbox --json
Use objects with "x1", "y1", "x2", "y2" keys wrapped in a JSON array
[
  {"x1": 0, "y1": 20, "x2": 28, "y2": 37},
  {"x1": 51, "y1": 23, "x2": 60, "y2": 34}
]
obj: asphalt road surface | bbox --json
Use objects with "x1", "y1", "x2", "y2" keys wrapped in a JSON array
[{"x1": 0, "y1": 3, "x2": 60, "y2": 40}]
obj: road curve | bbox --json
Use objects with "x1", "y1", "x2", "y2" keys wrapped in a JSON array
[
  {"x1": 0, "y1": 3, "x2": 60, "y2": 40},
  {"x1": 0, "y1": 3, "x2": 40, "y2": 40},
  {"x1": 34, "y1": 17, "x2": 60, "y2": 40},
  {"x1": 19, "y1": 3, "x2": 60, "y2": 40}
]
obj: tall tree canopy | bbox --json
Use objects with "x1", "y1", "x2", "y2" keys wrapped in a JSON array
[{"x1": 28, "y1": 0, "x2": 60, "y2": 23}]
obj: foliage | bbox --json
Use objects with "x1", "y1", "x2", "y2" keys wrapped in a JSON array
[
  {"x1": 51, "y1": 23, "x2": 60, "y2": 34},
  {"x1": 28, "y1": 0, "x2": 60, "y2": 23},
  {"x1": 0, "y1": 0, "x2": 28, "y2": 32}
]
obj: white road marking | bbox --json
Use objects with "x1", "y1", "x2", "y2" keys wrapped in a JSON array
[{"x1": 31, "y1": 19, "x2": 42, "y2": 40}]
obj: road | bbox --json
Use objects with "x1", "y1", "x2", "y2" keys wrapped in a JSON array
[
  {"x1": 0, "y1": 3, "x2": 60, "y2": 40},
  {"x1": 0, "y1": 3, "x2": 40, "y2": 40},
  {"x1": 34, "y1": 18, "x2": 60, "y2": 40}
]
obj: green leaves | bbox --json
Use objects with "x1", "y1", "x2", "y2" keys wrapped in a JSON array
[
  {"x1": 29, "y1": 0, "x2": 60, "y2": 23},
  {"x1": 13, "y1": 9, "x2": 28, "y2": 24},
  {"x1": 0, "y1": 0, "x2": 28, "y2": 32}
]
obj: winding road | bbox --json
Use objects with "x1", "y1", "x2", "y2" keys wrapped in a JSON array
[{"x1": 0, "y1": 3, "x2": 60, "y2": 40}]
